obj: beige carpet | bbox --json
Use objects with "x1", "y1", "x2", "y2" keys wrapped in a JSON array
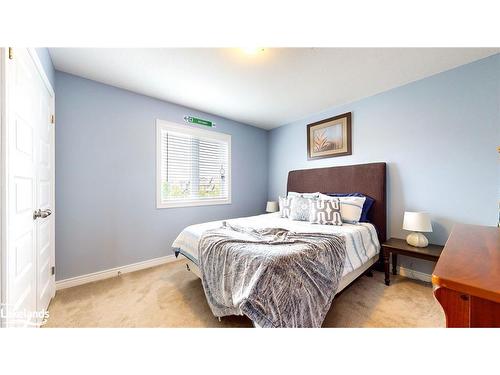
[{"x1": 45, "y1": 260, "x2": 445, "y2": 328}]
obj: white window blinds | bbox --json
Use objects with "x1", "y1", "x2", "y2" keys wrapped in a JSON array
[{"x1": 157, "y1": 120, "x2": 231, "y2": 208}]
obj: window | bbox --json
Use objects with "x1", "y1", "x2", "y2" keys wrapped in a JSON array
[{"x1": 156, "y1": 120, "x2": 231, "y2": 208}]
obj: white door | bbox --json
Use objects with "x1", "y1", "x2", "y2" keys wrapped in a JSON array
[
  {"x1": 34, "y1": 52, "x2": 55, "y2": 320},
  {"x1": 3, "y1": 48, "x2": 55, "y2": 327}
]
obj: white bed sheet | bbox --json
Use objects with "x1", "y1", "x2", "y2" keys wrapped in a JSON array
[{"x1": 172, "y1": 212, "x2": 380, "y2": 276}]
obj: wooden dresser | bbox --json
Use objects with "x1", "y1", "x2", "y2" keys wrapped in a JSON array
[{"x1": 432, "y1": 224, "x2": 500, "y2": 328}]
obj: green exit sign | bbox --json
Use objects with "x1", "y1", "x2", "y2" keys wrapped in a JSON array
[{"x1": 183, "y1": 116, "x2": 215, "y2": 128}]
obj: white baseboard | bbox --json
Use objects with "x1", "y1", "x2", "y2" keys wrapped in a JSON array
[
  {"x1": 55, "y1": 255, "x2": 179, "y2": 290},
  {"x1": 55, "y1": 255, "x2": 431, "y2": 291},
  {"x1": 397, "y1": 265, "x2": 432, "y2": 283}
]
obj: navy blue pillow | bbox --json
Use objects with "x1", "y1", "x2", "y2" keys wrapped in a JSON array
[{"x1": 325, "y1": 193, "x2": 375, "y2": 223}]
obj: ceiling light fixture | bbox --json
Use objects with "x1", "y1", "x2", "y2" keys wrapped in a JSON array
[{"x1": 241, "y1": 47, "x2": 265, "y2": 55}]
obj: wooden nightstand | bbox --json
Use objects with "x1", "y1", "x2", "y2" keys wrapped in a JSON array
[{"x1": 381, "y1": 238, "x2": 444, "y2": 286}]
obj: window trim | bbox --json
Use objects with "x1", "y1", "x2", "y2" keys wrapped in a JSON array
[{"x1": 156, "y1": 119, "x2": 232, "y2": 209}]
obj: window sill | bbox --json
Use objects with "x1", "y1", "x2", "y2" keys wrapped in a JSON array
[{"x1": 157, "y1": 198, "x2": 232, "y2": 209}]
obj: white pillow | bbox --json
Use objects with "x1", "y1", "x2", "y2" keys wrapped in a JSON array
[
  {"x1": 318, "y1": 193, "x2": 366, "y2": 223},
  {"x1": 288, "y1": 192, "x2": 319, "y2": 199},
  {"x1": 318, "y1": 193, "x2": 335, "y2": 200}
]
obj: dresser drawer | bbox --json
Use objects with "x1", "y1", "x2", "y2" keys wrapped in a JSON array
[{"x1": 434, "y1": 287, "x2": 500, "y2": 328}]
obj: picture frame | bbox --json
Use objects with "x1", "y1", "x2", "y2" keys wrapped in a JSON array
[{"x1": 307, "y1": 112, "x2": 351, "y2": 159}]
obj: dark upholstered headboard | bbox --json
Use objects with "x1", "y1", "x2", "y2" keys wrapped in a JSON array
[{"x1": 287, "y1": 162, "x2": 387, "y2": 242}]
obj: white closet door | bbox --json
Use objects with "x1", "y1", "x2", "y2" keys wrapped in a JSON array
[
  {"x1": 35, "y1": 56, "x2": 55, "y2": 318},
  {"x1": 3, "y1": 48, "x2": 55, "y2": 327}
]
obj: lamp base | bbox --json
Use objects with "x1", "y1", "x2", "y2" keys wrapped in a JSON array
[{"x1": 406, "y1": 232, "x2": 428, "y2": 247}]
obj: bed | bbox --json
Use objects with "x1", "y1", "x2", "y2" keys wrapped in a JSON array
[
  {"x1": 173, "y1": 213, "x2": 380, "y2": 292},
  {"x1": 172, "y1": 162, "x2": 386, "y2": 326}
]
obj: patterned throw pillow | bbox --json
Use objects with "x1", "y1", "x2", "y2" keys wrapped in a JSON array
[
  {"x1": 309, "y1": 198, "x2": 343, "y2": 225},
  {"x1": 289, "y1": 196, "x2": 313, "y2": 221},
  {"x1": 325, "y1": 193, "x2": 374, "y2": 222},
  {"x1": 318, "y1": 193, "x2": 366, "y2": 223},
  {"x1": 279, "y1": 196, "x2": 293, "y2": 218}
]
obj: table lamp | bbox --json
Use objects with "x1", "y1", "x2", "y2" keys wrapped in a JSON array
[
  {"x1": 403, "y1": 212, "x2": 432, "y2": 247},
  {"x1": 266, "y1": 201, "x2": 279, "y2": 213}
]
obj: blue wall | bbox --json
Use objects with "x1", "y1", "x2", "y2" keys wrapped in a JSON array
[
  {"x1": 268, "y1": 54, "x2": 500, "y2": 274},
  {"x1": 55, "y1": 72, "x2": 269, "y2": 280},
  {"x1": 35, "y1": 48, "x2": 55, "y2": 88}
]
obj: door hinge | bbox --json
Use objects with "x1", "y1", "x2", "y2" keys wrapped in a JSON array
[
  {"x1": 51, "y1": 266, "x2": 55, "y2": 276},
  {"x1": 8, "y1": 47, "x2": 13, "y2": 60},
  {"x1": 50, "y1": 114, "x2": 55, "y2": 124}
]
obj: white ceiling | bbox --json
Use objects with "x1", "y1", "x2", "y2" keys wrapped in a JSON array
[{"x1": 49, "y1": 48, "x2": 499, "y2": 129}]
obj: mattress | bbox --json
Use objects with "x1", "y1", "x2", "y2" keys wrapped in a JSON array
[{"x1": 172, "y1": 212, "x2": 380, "y2": 277}]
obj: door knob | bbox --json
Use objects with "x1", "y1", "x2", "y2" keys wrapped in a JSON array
[{"x1": 33, "y1": 208, "x2": 52, "y2": 220}]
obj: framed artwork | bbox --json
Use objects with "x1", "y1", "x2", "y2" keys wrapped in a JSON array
[{"x1": 307, "y1": 112, "x2": 351, "y2": 159}]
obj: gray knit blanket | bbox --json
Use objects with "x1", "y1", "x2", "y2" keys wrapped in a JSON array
[{"x1": 198, "y1": 222, "x2": 346, "y2": 328}]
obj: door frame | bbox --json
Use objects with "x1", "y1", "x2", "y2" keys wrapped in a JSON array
[
  {"x1": 0, "y1": 48, "x2": 5, "y2": 327},
  {"x1": 0, "y1": 48, "x2": 55, "y2": 327}
]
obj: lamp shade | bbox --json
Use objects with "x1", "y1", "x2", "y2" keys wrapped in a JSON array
[
  {"x1": 403, "y1": 212, "x2": 432, "y2": 232},
  {"x1": 266, "y1": 201, "x2": 279, "y2": 213}
]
